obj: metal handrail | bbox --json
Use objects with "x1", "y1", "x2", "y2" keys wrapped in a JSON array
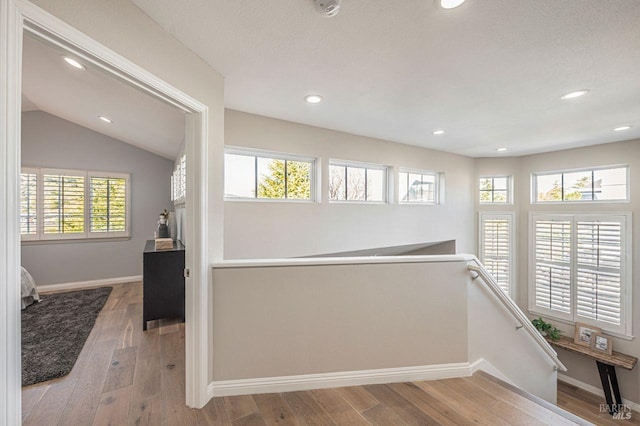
[{"x1": 467, "y1": 257, "x2": 567, "y2": 372}]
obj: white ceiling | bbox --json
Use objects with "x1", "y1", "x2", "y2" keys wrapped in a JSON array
[
  {"x1": 130, "y1": 0, "x2": 640, "y2": 157},
  {"x1": 22, "y1": 35, "x2": 185, "y2": 160}
]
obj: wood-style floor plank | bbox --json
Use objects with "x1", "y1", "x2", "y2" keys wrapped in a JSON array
[
  {"x1": 309, "y1": 388, "x2": 370, "y2": 425},
  {"x1": 22, "y1": 282, "x2": 612, "y2": 426},
  {"x1": 102, "y1": 346, "x2": 137, "y2": 393},
  {"x1": 222, "y1": 395, "x2": 260, "y2": 422},
  {"x1": 232, "y1": 412, "x2": 268, "y2": 426},
  {"x1": 386, "y1": 382, "x2": 467, "y2": 426},
  {"x1": 334, "y1": 386, "x2": 379, "y2": 413},
  {"x1": 252, "y1": 393, "x2": 299, "y2": 426},
  {"x1": 23, "y1": 379, "x2": 77, "y2": 426},
  {"x1": 558, "y1": 380, "x2": 640, "y2": 425},
  {"x1": 360, "y1": 403, "x2": 407, "y2": 426},
  {"x1": 468, "y1": 374, "x2": 577, "y2": 426},
  {"x1": 362, "y1": 384, "x2": 441, "y2": 425},
  {"x1": 59, "y1": 338, "x2": 118, "y2": 426},
  {"x1": 281, "y1": 390, "x2": 337, "y2": 426},
  {"x1": 92, "y1": 386, "x2": 132, "y2": 426}
]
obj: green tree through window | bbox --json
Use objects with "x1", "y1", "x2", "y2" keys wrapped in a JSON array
[{"x1": 257, "y1": 159, "x2": 311, "y2": 199}]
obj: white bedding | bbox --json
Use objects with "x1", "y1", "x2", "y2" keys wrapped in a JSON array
[{"x1": 21, "y1": 267, "x2": 40, "y2": 309}]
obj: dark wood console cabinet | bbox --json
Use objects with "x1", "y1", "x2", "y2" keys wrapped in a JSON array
[{"x1": 143, "y1": 239, "x2": 185, "y2": 331}]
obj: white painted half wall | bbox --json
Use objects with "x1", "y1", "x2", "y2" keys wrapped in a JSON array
[
  {"x1": 211, "y1": 260, "x2": 469, "y2": 382},
  {"x1": 224, "y1": 110, "x2": 475, "y2": 259},
  {"x1": 21, "y1": 111, "x2": 174, "y2": 286}
]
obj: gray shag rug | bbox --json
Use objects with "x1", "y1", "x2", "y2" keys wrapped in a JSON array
[{"x1": 21, "y1": 287, "x2": 112, "y2": 387}]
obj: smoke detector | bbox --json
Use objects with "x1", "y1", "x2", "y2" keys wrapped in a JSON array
[{"x1": 314, "y1": 0, "x2": 342, "y2": 18}]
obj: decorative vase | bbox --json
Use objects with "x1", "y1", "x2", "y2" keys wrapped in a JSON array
[
  {"x1": 157, "y1": 215, "x2": 169, "y2": 238},
  {"x1": 168, "y1": 212, "x2": 177, "y2": 241}
]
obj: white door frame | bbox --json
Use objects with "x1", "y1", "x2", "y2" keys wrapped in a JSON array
[{"x1": 0, "y1": 1, "x2": 212, "y2": 422}]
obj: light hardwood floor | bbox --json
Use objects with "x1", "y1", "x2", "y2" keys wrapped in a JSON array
[{"x1": 21, "y1": 281, "x2": 637, "y2": 425}]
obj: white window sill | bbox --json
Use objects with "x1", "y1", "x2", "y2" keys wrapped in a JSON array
[
  {"x1": 224, "y1": 198, "x2": 316, "y2": 204},
  {"x1": 21, "y1": 236, "x2": 131, "y2": 245}
]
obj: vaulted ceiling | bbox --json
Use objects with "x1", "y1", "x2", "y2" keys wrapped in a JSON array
[
  {"x1": 22, "y1": 35, "x2": 185, "y2": 159},
  {"x1": 130, "y1": 0, "x2": 640, "y2": 157}
]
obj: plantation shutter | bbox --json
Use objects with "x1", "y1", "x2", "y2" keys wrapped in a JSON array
[
  {"x1": 180, "y1": 154, "x2": 186, "y2": 200},
  {"x1": 479, "y1": 214, "x2": 514, "y2": 296},
  {"x1": 533, "y1": 218, "x2": 572, "y2": 317},
  {"x1": 576, "y1": 218, "x2": 624, "y2": 326},
  {"x1": 90, "y1": 176, "x2": 127, "y2": 233},
  {"x1": 20, "y1": 171, "x2": 38, "y2": 236},
  {"x1": 42, "y1": 172, "x2": 85, "y2": 236}
]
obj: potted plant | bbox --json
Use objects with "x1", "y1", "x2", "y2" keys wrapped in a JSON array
[{"x1": 532, "y1": 317, "x2": 561, "y2": 341}]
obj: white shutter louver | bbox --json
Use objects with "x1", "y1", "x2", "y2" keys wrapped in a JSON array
[
  {"x1": 20, "y1": 172, "x2": 37, "y2": 235},
  {"x1": 42, "y1": 173, "x2": 85, "y2": 235},
  {"x1": 480, "y1": 214, "x2": 514, "y2": 296},
  {"x1": 576, "y1": 220, "x2": 623, "y2": 326},
  {"x1": 534, "y1": 219, "x2": 572, "y2": 315},
  {"x1": 90, "y1": 177, "x2": 127, "y2": 233}
]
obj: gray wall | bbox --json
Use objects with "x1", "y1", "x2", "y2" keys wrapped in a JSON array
[
  {"x1": 21, "y1": 111, "x2": 174, "y2": 285},
  {"x1": 475, "y1": 138, "x2": 640, "y2": 405}
]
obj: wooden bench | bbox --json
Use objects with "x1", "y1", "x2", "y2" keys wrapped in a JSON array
[{"x1": 548, "y1": 336, "x2": 637, "y2": 415}]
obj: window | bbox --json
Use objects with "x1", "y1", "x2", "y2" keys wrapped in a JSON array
[
  {"x1": 20, "y1": 167, "x2": 130, "y2": 241},
  {"x1": 479, "y1": 176, "x2": 511, "y2": 203},
  {"x1": 329, "y1": 161, "x2": 387, "y2": 202},
  {"x1": 224, "y1": 149, "x2": 314, "y2": 201},
  {"x1": 533, "y1": 166, "x2": 628, "y2": 203},
  {"x1": 479, "y1": 213, "x2": 515, "y2": 297},
  {"x1": 90, "y1": 176, "x2": 127, "y2": 233},
  {"x1": 399, "y1": 169, "x2": 439, "y2": 204},
  {"x1": 529, "y1": 213, "x2": 632, "y2": 336},
  {"x1": 171, "y1": 154, "x2": 186, "y2": 203}
]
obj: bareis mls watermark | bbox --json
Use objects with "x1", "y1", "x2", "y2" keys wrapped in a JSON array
[{"x1": 600, "y1": 404, "x2": 632, "y2": 420}]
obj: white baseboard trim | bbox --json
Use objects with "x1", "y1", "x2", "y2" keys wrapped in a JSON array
[
  {"x1": 558, "y1": 373, "x2": 640, "y2": 412},
  {"x1": 37, "y1": 275, "x2": 142, "y2": 293},
  {"x1": 208, "y1": 362, "x2": 473, "y2": 398}
]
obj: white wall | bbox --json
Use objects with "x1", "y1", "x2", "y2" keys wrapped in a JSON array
[
  {"x1": 224, "y1": 110, "x2": 476, "y2": 259},
  {"x1": 475, "y1": 138, "x2": 640, "y2": 405},
  {"x1": 21, "y1": 111, "x2": 174, "y2": 285}
]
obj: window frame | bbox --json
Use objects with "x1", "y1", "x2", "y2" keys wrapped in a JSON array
[
  {"x1": 528, "y1": 212, "x2": 633, "y2": 338},
  {"x1": 328, "y1": 159, "x2": 389, "y2": 204},
  {"x1": 531, "y1": 165, "x2": 629, "y2": 204},
  {"x1": 21, "y1": 167, "x2": 131, "y2": 242},
  {"x1": 223, "y1": 147, "x2": 317, "y2": 202},
  {"x1": 479, "y1": 175, "x2": 513, "y2": 204},
  {"x1": 478, "y1": 212, "x2": 516, "y2": 299},
  {"x1": 398, "y1": 168, "x2": 440, "y2": 205}
]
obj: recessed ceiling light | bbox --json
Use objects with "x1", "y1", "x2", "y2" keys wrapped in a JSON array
[
  {"x1": 305, "y1": 95, "x2": 323, "y2": 104},
  {"x1": 63, "y1": 56, "x2": 85, "y2": 70},
  {"x1": 99, "y1": 116, "x2": 112, "y2": 124},
  {"x1": 614, "y1": 125, "x2": 631, "y2": 132},
  {"x1": 497, "y1": 147, "x2": 508, "y2": 152},
  {"x1": 560, "y1": 89, "x2": 589, "y2": 100},
  {"x1": 440, "y1": 0, "x2": 466, "y2": 9},
  {"x1": 432, "y1": 129, "x2": 445, "y2": 135}
]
